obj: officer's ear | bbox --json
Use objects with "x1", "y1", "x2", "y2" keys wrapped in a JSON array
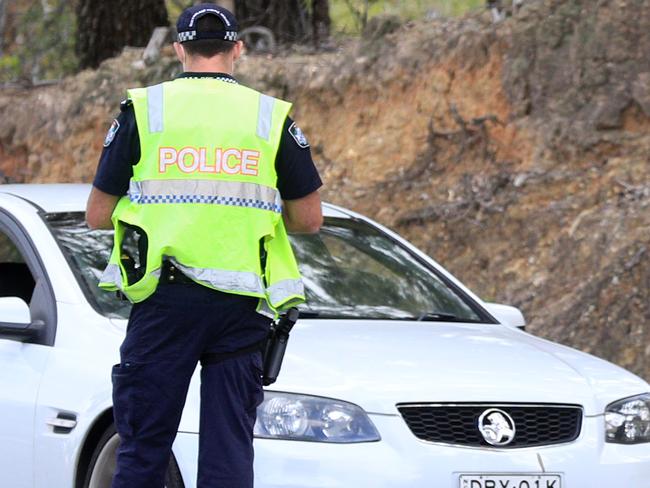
[
  {"x1": 233, "y1": 40, "x2": 244, "y2": 61},
  {"x1": 173, "y1": 42, "x2": 186, "y2": 65}
]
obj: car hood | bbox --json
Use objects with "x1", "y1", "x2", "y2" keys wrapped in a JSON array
[{"x1": 271, "y1": 320, "x2": 649, "y2": 416}]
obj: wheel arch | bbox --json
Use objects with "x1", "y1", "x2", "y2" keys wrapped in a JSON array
[
  {"x1": 74, "y1": 407, "x2": 114, "y2": 488},
  {"x1": 72, "y1": 407, "x2": 186, "y2": 488}
]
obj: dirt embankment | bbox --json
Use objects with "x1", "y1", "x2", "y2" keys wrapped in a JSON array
[{"x1": 0, "y1": 0, "x2": 649, "y2": 378}]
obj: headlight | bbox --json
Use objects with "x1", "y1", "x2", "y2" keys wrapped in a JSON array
[
  {"x1": 254, "y1": 392, "x2": 381, "y2": 443},
  {"x1": 605, "y1": 393, "x2": 650, "y2": 444}
]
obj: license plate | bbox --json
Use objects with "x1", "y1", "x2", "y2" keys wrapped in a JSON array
[{"x1": 459, "y1": 474, "x2": 562, "y2": 488}]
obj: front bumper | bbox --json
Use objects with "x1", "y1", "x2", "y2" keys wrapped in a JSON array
[{"x1": 172, "y1": 414, "x2": 650, "y2": 487}]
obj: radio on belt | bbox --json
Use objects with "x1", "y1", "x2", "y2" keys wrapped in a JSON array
[{"x1": 263, "y1": 308, "x2": 299, "y2": 386}]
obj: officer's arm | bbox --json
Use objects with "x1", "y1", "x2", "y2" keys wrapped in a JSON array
[
  {"x1": 87, "y1": 101, "x2": 138, "y2": 230},
  {"x1": 86, "y1": 187, "x2": 120, "y2": 230},
  {"x1": 282, "y1": 190, "x2": 323, "y2": 234}
]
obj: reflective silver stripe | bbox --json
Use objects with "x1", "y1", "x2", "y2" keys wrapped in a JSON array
[
  {"x1": 147, "y1": 83, "x2": 164, "y2": 133},
  {"x1": 257, "y1": 94, "x2": 275, "y2": 141},
  {"x1": 128, "y1": 179, "x2": 282, "y2": 213},
  {"x1": 256, "y1": 299, "x2": 276, "y2": 318},
  {"x1": 267, "y1": 279, "x2": 304, "y2": 306},
  {"x1": 172, "y1": 259, "x2": 302, "y2": 308},
  {"x1": 129, "y1": 179, "x2": 143, "y2": 199},
  {"x1": 99, "y1": 263, "x2": 122, "y2": 289},
  {"x1": 99, "y1": 264, "x2": 161, "y2": 288},
  {"x1": 170, "y1": 259, "x2": 265, "y2": 295}
]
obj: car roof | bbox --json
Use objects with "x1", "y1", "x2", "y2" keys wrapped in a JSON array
[
  {"x1": 0, "y1": 184, "x2": 92, "y2": 213},
  {"x1": 0, "y1": 183, "x2": 351, "y2": 217}
]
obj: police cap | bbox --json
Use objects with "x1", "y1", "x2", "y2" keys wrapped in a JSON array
[{"x1": 176, "y1": 3, "x2": 239, "y2": 43}]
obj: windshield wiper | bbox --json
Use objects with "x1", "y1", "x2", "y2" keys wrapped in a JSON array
[
  {"x1": 296, "y1": 310, "x2": 322, "y2": 318},
  {"x1": 416, "y1": 312, "x2": 462, "y2": 322},
  {"x1": 295, "y1": 310, "x2": 473, "y2": 322}
]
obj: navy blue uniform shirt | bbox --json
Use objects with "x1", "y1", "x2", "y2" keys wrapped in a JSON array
[{"x1": 94, "y1": 72, "x2": 323, "y2": 199}]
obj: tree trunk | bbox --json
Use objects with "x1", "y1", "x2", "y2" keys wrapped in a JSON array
[
  {"x1": 0, "y1": 0, "x2": 6, "y2": 57},
  {"x1": 311, "y1": 0, "x2": 330, "y2": 46},
  {"x1": 76, "y1": 0, "x2": 169, "y2": 69},
  {"x1": 236, "y1": 0, "x2": 310, "y2": 44}
]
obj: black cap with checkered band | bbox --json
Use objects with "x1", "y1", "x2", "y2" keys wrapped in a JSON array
[{"x1": 176, "y1": 3, "x2": 239, "y2": 43}]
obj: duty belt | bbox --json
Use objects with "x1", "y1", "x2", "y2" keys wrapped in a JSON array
[{"x1": 159, "y1": 260, "x2": 195, "y2": 285}]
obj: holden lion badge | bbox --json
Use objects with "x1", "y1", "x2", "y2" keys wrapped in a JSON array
[{"x1": 478, "y1": 408, "x2": 516, "y2": 446}]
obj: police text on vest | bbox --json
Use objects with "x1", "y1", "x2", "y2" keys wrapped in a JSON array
[{"x1": 159, "y1": 147, "x2": 260, "y2": 176}]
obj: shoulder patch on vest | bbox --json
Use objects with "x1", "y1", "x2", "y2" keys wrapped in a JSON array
[
  {"x1": 103, "y1": 119, "x2": 120, "y2": 147},
  {"x1": 288, "y1": 122, "x2": 310, "y2": 149}
]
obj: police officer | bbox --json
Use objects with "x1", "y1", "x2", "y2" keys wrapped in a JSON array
[{"x1": 86, "y1": 4, "x2": 323, "y2": 487}]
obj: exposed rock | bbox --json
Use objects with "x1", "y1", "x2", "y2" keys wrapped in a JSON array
[
  {"x1": 143, "y1": 27, "x2": 172, "y2": 66},
  {"x1": 0, "y1": 0, "x2": 649, "y2": 379}
]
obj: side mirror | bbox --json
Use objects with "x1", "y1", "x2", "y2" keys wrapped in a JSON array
[
  {"x1": 0, "y1": 296, "x2": 42, "y2": 342},
  {"x1": 0, "y1": 296, "x2": 30, "y2": 323},
  {"x1": 485, "y1": 303, "x2": 526, "y2": 330}
]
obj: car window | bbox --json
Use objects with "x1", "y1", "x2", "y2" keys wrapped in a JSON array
[
  {"x1": 0, "y1": 230, "x2": 35, "y2": 304},
  {"x1": 45, "y1": 214, "x2": 131, "y2": 319},
  {"x1": 46, "y1": 213, "x2": 486, "y2": 322},
  {"x1": 291, "y1": 219, "x2": 483, "y2": 321}
]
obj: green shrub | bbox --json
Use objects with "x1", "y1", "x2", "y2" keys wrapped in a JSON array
[
  {"x1": 0, "y1": 0, "x2": 77, "y2": 83},
  {"x1": 332, "y1": 0, "x2": 484, "y2": 34}
]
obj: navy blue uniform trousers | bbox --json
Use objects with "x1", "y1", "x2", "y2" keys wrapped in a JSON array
[{"x1": 111, "y1": 281, "x2": 271, "y2": 488}]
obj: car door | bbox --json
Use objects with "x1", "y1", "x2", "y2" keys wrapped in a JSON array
[{"x1": 0, "y1": 209, "x2": 56, "y2": 488}]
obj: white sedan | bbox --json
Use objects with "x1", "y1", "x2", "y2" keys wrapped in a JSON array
[{"x1": 0, "y1": 184, "x2": 648, "y2": 488}]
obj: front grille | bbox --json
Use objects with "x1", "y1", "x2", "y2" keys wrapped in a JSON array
[{"x1": 397, "y1": 403, "x2": 582, "y2": 448}]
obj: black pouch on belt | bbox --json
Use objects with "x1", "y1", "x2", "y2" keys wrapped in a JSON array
[{"x1": 262, "y1": 308, "x2": 299, "y2": 386}]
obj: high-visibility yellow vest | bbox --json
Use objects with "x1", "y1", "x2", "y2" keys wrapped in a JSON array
[{"x1": 99, "y1": 78, "x2": 305, "y2": 315}]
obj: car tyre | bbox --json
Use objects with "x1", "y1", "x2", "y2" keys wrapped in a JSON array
[{"x1": 83, "y1": 425, "x2": 184, "y2": 488}]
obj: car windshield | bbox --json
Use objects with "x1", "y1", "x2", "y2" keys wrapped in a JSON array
[{"x1": 46, "y1": 212, "x2": 486, "y2": 322}]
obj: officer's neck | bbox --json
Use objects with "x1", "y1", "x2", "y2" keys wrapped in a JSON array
[{"x1": 183, "y1": 55, "x2": 234, "y2": 76}]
